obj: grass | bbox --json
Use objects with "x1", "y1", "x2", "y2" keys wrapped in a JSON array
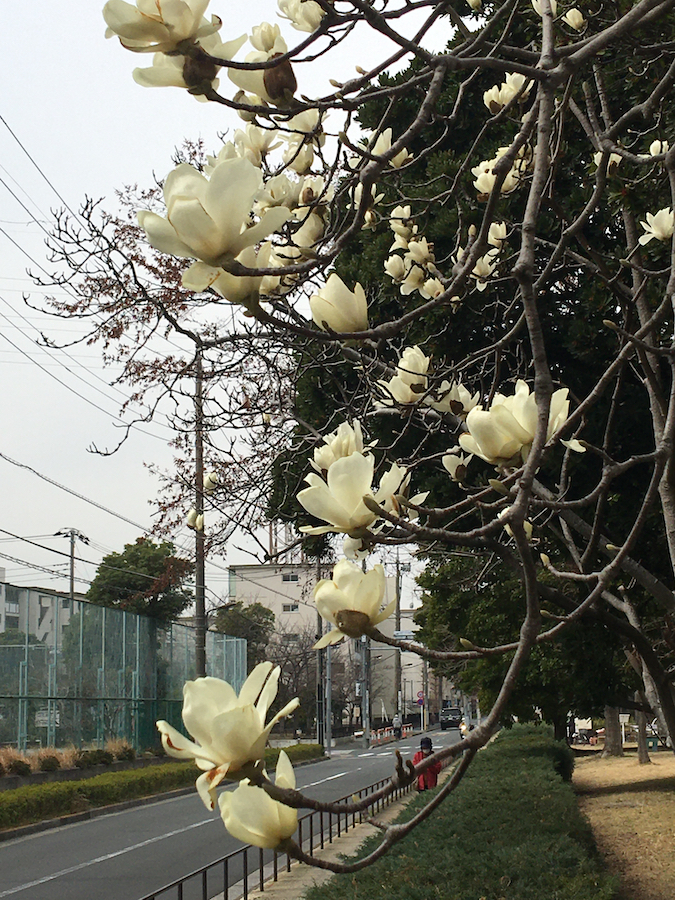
[{"x1": 303, "y1": 726, "x2": 618, "y2": 900}]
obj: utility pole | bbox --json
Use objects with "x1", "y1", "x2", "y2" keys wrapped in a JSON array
[
  {"x1": 55, "y1": 528, "x2": 89, "y2": 600},
  {"x1": 325, "y1": 643, "x2": 332, "y2": 756},
  {"x1": 194, "y1": 351, "x2": 206, "y2": 678},
  {"x1": 395, "y1": 551, "x2": 401, "y2": 716},
  {"x1": 315, "y1": 554, "x2": 325, "y2": 747}
]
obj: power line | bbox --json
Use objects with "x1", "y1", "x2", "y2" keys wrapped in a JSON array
[
  {"x1": 0, "y1": 551, "x2": 91, "y2": 586},
  {"x1": 0, "y1": 450, "x2": 151, "y2": 532}
]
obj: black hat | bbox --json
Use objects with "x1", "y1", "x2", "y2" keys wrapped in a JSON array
[{"x1": 420, "y1": 736, "x2": 432, "y2": 749}]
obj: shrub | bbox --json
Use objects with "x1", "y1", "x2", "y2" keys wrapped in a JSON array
[
  {"x1": 88, "y1": 749, "x2": 114, "y2": 766},
  {"x1": 303, "y1": 724, "x2": 615, "y2": 900},
  {"x1": 74, "y1": 751, "x2": 92, "y2": 769},
  {"x1": 107, "y1": 740, "x2": 135, "y2": 761},
  {"x1": 7, "y1": 758, "x2": 32, "y2": 777},
  {"x1": 0, "y1": 760, "x2": 5, "y2": 778},
  {"x1": 38, "y1": 755, "x2": 61, "y2": 772}
]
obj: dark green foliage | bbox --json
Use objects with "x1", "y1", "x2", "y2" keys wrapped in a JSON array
[
  {"x1": 304, "y1": 726, "x2": 617, "y2": 900},
  {"x1": 214, "y1": 601, "x2": 275, "y2": 670},
  {"x1": 415, "y1": 556, "x2": 636, "y2": 735},
  {"x1": 113, "y1": 745, "x2": 136, "y2": 761},
  {"x1": 73, "y1": 751, "x2": 93, "y2": 769},
  {"x1": 7, "y1": 758, "x2": 31, "y2": 777},
  {"x1": 88, "y1": 749, "x2": 114, "y2": 766},
  {"x1": 38, "y1": 755, "x2": 61, "y2": 773},
  {"x1": 86, "y1": 537, "x2": 193, "y2": 624}
]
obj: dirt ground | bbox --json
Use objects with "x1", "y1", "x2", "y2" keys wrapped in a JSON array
[{"x1": 573, "y1": 750, "x2": 675, "y2": 900}]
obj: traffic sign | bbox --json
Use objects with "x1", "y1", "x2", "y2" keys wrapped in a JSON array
[
  {"x1": 416, "y1": 698, "x2": 424, "y2": 705},
  {"x1": 417, "y1": 691, "x2": 424, "y2": 699},
  {"x1": 394, "y1": 630, "x2": 414, "y2": 640}
]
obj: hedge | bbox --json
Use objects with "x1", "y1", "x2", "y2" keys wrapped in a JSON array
[
  {"x1": 304, "y1": 725, "x2": 617, "y2": 900},
  {"x1": 0, "y1": 743, "x2": 324, "y2": 831}
]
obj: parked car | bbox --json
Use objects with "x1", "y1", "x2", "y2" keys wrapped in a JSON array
[{"x1": 440, "y1": 706, "x2": 463, "y2": 730}]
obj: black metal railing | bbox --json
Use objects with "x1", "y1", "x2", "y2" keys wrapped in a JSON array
[{"x1": 138, "y1": 775, "x2": 412, "y2": 900}]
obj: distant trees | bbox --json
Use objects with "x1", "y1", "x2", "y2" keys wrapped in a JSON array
[
  {"x1": 86, "y1": 537, "x2": 193, "y2": 625},
  {"x1": 213, "y1": 600, "x2": 275, "y2": 670}
]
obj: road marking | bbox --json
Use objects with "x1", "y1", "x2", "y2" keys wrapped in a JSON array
[
  {"x1": 357, "y1": 752, "x2": 375, "y2": 757},
  {"x1": 0, "y1": 818, "x2": 215, "y2": 897},
  {"x1": 302, "y1": 769, "x2": 357, "y2": 788}
]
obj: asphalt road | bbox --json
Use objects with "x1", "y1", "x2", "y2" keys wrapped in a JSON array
[{"x1": 0, "y1": 731, "x2": 460, "y2": 900}]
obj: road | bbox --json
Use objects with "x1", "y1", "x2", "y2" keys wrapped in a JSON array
[{"x1": 0, "y1": 731, "x2": 460, "y2": 900}]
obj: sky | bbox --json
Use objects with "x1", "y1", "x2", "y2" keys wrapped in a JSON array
[{"x1": 0, "y1": 1, "x2": 450, "y2": 606}]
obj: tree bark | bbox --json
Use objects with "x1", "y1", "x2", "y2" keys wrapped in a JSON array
[
  {"x1": 635, "y1": 691, "x2": 651, "y2": 765},
  {"x1": 602, "y1": 705, "x2": 624, "y2": 757}
]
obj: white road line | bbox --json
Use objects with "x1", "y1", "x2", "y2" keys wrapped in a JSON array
[
  {"x1": 0, "y1": 818, "x2": 215, "y2": 897},
  {"x1": 357, "y1": 752, "x2": 375, "y2": 757},
  {"x1": 302, "y1": 769, "x2": 357, "y2": 788}
]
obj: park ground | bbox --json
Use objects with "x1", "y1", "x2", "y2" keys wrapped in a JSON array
[{"x1": 573, "y1": 751, "x2": 675, "y2": 900}]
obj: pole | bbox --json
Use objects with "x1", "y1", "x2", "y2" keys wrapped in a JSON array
[
  {"x1": 69, "y1": 530, "x2": 75, "y2": 603},
  {"x1": 325, "y1": 644, "x2": 332, "y2": 755},
  {"x1": 395, "y1": 551, "x2": 401, "y2": 715},
  {"x1": 423, "y1": 658, "x2": 429, "y2": 731},
  {"x1": 315, "y1": 555, "x2": 325, "y2": 747},
  {"x1": 194, "y1": 351, "x2": 207, "y2": 678}
]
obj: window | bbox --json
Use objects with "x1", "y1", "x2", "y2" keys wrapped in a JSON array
[
  {"x1": 282, "y1": 603, "x2": 299, "y2": 613},
  {"x1": 5, "y1": 601, "x2": 19, "y2": 614},
  {"x1": 5, "y1": 615, "x2": 19, "y2": 630},
  {"x1": 62, "y1": 598, "x2": 70, "y2": 609},
  {"x1": 282, "y1": 573, "x2": 299, "y2": 582}
]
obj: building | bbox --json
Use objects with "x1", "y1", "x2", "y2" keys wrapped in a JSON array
[{"x1": 226, "y1": 560, "x2": 442, "y2": 727}]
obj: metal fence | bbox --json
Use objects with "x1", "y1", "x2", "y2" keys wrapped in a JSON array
[
  {"x1": 139, "y1": 775, "x2": 412, "y2": 900},
  {"x1": 0, "y1": 585, "x2": 246, "y2": 751}
]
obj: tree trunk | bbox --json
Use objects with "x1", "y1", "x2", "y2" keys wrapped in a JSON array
[
  {"x1": 602, "y1": 706, "x2": 624, "y2": 757},
  {"x1": 635, "y1": 691, "x2": 651, "y2": 765},
  {"x1": 552, "y1": 713, "x2": 567, "y2": 743}
]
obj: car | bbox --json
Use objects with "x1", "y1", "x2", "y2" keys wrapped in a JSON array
[{"x1": 439, "y1": 706, "x2": 463, "y2": 730}]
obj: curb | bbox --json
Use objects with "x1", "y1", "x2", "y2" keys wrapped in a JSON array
[{"x1": 0, "y1": 755, "x2": 329, "y2": 843}]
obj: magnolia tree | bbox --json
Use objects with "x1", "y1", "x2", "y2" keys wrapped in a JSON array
[{"x1": 89, "y1": 0, "x2": 675, "y2": 867}]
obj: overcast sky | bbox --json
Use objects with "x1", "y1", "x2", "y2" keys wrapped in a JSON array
[{"x1": 0, "y1": 1, "x2": 449, "y2": 605}]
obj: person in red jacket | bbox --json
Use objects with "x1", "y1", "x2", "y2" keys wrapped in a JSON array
[{"x1": 413, "y1": 736, "x2": 442, "y2": 791}]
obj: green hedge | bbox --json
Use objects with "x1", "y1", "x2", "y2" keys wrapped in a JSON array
[
  {"x1": 304, "y1": 725, "x2": 617, "y2": 900},
  {"x1": 0, "y1": 742, "x2": 324, "y2": 832}
]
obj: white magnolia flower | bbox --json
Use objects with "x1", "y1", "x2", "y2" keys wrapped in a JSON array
[
  {"x1": 488, "y1": 221, "x2": 508, "y2": 248},
  {"x1": 228, "y1": 34, "x2": 295, "y2": 104},
  {"x1": 182, "y1": 242, "x2": 273, "y2": 306},
  {"x1": 313, "y1": 559, "x2": 394, "y2": 647},
  {"x1": 370, "y1": 128, "x2": 412, "y2": 168},
  {"x1": 430, "y1": 381, "x2": 480, "y2": 416},
  {"x1": 384, "y1": 254, "x2": 407, "y2": 283},
  {"x1": 459, "y1": 380, "x2": 570, "y2": 467},
  {"x1": 532, "y1": 0, "x2": 557, "y2": 15},
  {"x1": 156, "y1": 664, "x2": 299, "y2": 809},
  {"x1": 377, "y1": 346, "x2": 430, "y2": 406},
  {"x1": 311, "y1": 420, "x2": 374, "y2": 473},
  {"x1": 137, "y1": 158, "x2": 290, "y2": 267},
  {"x1": 219, "y1": 750, "x2": 297, "y2": 849},
  {"x1": 467, "y1": 0, "x2": 482, "y2": 9},
  {"x1": 638, "y1": 208, "x2": 675, "y2": 245},
  {"x1": 132, "y1": 32, "x2": 246, "y2": 93},
  {"x1": 484, "y1": 74, "x2": 531, "y2": 113},
  {"x1": 442, "y1": 449, "x2": 473, "y2": 481},
  {"x1": 310, "y1": 273, "x2": 368, "y2": 333},
  {"x1": 562, "y1": 7, "x2": 586, "y2": 29},
  {"x1": 649, "y1": 140, "x2": 669, "y2": 156},
  {"x1": 389, "y1": 205, "x2": 415, "y2": 239},
  {"x1": 471, "y1": 249, "x2": 500, "y2": 291},
  {"x1": 400, "y1": 265, "x2": 427, "y2": 296},
  {"x1": 203, "y1": 471, "x2": 219, "y2": 492},
  {"x1": 250, "y1": 21, "x2": 281, "y2": 52},
  {"x1": 103, "y1": 0, "x2": 221, "y2": 52},
  {"x1": 233, "y1": 124, "x2": 282, "y2": 167},
  {"x1": 278, "y1": 0, "x2": 325, "y2": 32},
  {"x1": 405, "y1": 238, "x2": 435, "y2": 266},
  {"x1": 420, "y1": 277, "x2": 445, "y2": 299},
  {"x1": 593, "y1": 151, "x2": 622, "y2": 171},
  {"x1": 498, "y1": 507, "x2": 534, "y2": 540},
  {"x1": 298, "y1": 452, "x2": 408, "y2": 536}
]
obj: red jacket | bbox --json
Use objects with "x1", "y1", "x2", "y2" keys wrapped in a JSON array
[{"x1": 413, "y1": 749, "x2": 442, "y2": 790}]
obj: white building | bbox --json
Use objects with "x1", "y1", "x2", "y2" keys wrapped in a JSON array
[{"x1": 226, "y1": 560, "x2": 442, "y2": 725}]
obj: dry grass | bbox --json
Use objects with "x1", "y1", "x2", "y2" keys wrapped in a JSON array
[{"x1": 574, "y1": 751, "x2": 675, "y2": 900}]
